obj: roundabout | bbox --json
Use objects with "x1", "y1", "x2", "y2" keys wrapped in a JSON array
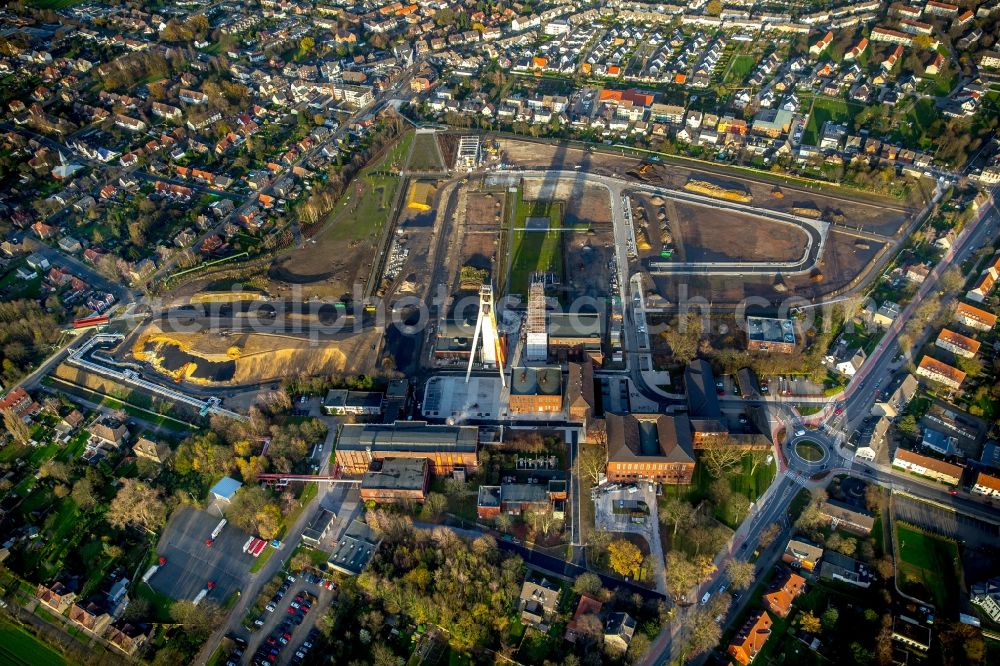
[{"x1": 794, "y1": 439, "x2": 826, "y2": 463}]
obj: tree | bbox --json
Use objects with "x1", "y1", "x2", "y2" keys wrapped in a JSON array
[
  {"x1": 578, "y1": 426, "x2": 607, "y2": 485},
  {"x1": 725, "y1": 559, "x2": 756, "y2": 591},
  {"x1": 799, "y1": 611, "x2": 822, "y2": 633},
  {"x1": 71, "y1": 478, "x2": 98, "y2": 511},
  {"x1": 700, "y1": 436, "x2": 745, "y2": 476},
  {"x1": 227, "y1": 486, "x2": 283, "y2": 539},
  {"x1": 683, "y1": 607, "x2": 723, "y2": 655},
  {"x1": 371, "y1": 642, "x2": 402, "y2": 666},
  {"x1": 608, "y1": 539, "x2": 643, "y2": 579},
  {"x1": 896, "y1": 414, "x2": 919, "y2": 438},
  {"x1": 957, "y1": 354, "x2": 984, "y2": 377},
  {"x1": 170, "y1": 600, "x2": 225, "y2": 639},
  {"x1": 574, "y1": 572, "x2": 604, "y2": 597},
  {"x1": 663, "y1": 312, "x2": 702, "y2": 364},
  {"x1": 495, "y1": 513, "x2": 512, "y2": 533},
  {"x1": 659, "y1": 497, "x2": 695, "y2": 537},
  {"x1": 758, "y1": 522, "x2": 780, "y2": 548},
  {"x1": 420, "y1": 492, "x2": 447, "y2": 520},
  {"x1": 706, "y1": 0, "x2": 723, "y2": 17},
  {"x1": 664, "y1": 552, "x2": 702, "y2": 601},
  {"x1": 821, "y1": 607, "x2": 839, "y2": 630},
  {"x1": 106, "y1": 479, "x2": 166, "y2": 533},
  {"x1": 40, "y1": 460, "x2": 70, "y2": 482},
  {"x1": 2, "y1": 408, "x2": 31, "y2": 445}
]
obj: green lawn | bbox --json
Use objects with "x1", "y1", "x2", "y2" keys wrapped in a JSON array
[
  {"x1": 324, "y1": 133, "x2": 411, "y2": 243},
  {"x1": 0, "y1": 620, "x2": 66, "y2": 666},
  {"x1": 891, "y1": 98, "x2": 939, "y2": 150},
  {"x1": 802, "y1": 97, "x2": 861, "y2": 146},
  {"x1": 896, "y1": 524, "x2": 960, "y2": 612},
  {"x1": 407, "y1": 132, "x2": 445, "y2": 171},
  {"x1": 507, "y1": 190, "x2": 565, "y2": 297},
  {"x1": 727, "y1": 55, "x2": 757, "y2": 83}
]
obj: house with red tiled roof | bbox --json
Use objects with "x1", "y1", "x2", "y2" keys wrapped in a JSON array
[
  {"x1": 763, "y1": 571, "x2": 806, "y2": 618},
  {"x1": 105, "y1": 623, "x2": 149, "y2": 656},
  {"x1": 916, "y1": 356, "x2": 966, "y2": 390},
  {"x1": 954, "y1": 302, "x2": 996, "y2": 331},
  {"x1": 565, "y1": 595, "x2": 604, "y2": 642},
  {"x1": 68, "y1": 602, "x2": 111, "y2": 636},
  {"x1": 36, "y1": 581, "x2": 76, "y2": 614},
  {"x1": 728, "y1": 611, "x2": 773, "y2": 665},
  {"x1": 972, "y1": 471, "x2": 1000, "y2": 498},
  {"x1": 0, "y1": 387, "x2": 39, "y2": 420}
]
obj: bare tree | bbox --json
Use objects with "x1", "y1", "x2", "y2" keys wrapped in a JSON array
[
  {"x1": 758, "y1": 522, "x2": 780, "y2": 548},
  {"x1": 106, "y1": 479, "x2": 166, "y2": 533},
  {"x1": 699, "y1": 436, "x2": 745, "y2": 476},
  {"x1": 725, "y1": 559, "x2": 756, "y2": 591},
  {"x1": 659, "y1": 497, "x2": 695, "y2": 537},
  {"x1": 578, "y1": 430, "x2": 608, "y2": 486},
  {"x1": 2, "y1": 409, "x2": 30, "y2": 445}
]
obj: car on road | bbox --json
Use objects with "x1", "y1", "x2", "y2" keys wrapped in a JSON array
[
  {"x1": 948, "y1": 489, "x2": 958, "y2": 496},
  {"x1": 701, "y1": 592, "x2": 711, "y2": 604},
  {"x1": 265, "y1": 603, "x2": 276, "y2": 612},
  {"x1": 834, "y1": 406, "x2": 844, "y2": 415},
  {"x1": 795, "y1": 429, "x2": 805, "y2": 437}
]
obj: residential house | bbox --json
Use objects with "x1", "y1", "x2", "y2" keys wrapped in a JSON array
[
  {"x1": 855, "y1": 416, "x2": 890, "y2": 462},
  {"x1": 972, "y1": 471, "x2": 1000, "y2": 498},
  {"x1": 105, "y1": 623, "x2": 149, "y2": 656},
  {"x1": 871, "y1": 374, "x2": 917, "y2": 418},
  {"x1": 604, "y1": 612, "x2": 637, "y2": 652},
  {"x1": 763, "y1": 570, "x2": 806, "y2": 618},
  {"x1": 133, "y1": 437, "x2": 171, "y2": 464},
  {"x1": 954, "y1": 302, "x2": 996, "y2": 332},
  {"x1": 905, "y1": 264, "x2": 931, "y2": 284},
  {"x1": 971, "y1": 577, "x2": 1000, "y2": 624},
  {"x1": 519, "y1": 579, "x2": 560, "y2": 629},
  {"x1": 935, "y1": 329, "x2": 980, "y2": 359},
  {"x1": 36, "y1": 581, "x2": 77, "y2": 614},
  {"x1": 301, "y1": 508, "x2": 335, "y2": 548},
  {"x1": 835, "y1": 348, "x2": 866, "y2": 377},
  {"x1": 783, "y1": 538, "x2": 824, "y2": 571},
  {"x1": 873, "y1": 301, "x2": 900, "y2": 328},
  {"x1": 892, "y1": 448, "x2": 962, "y2": 485},
  {"x1": 915, "y1": 356, "x2": 965, "y2": 390},
  {"x1": 68, "y1": 602, "x2": 112, "y2": 636},
  {"x1": 87, "y1": 418, "x2": 129, "y2": 450},
  {"x1": 0, "y1": 386, "x2": 40, "y2": 421},
  {"x1": 728, "y1": 610, "x2": 773, "y2": 665},
  {"x1": 565, "y1": 595, "x2": 604, "y2": 643},
  {"x1": 818, "y1": 499, "x2": 874, "y2": 535}
]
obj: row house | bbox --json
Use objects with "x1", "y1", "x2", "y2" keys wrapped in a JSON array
[{"x1": 916, "y1": 355, "x2": 966, "y2": 390}]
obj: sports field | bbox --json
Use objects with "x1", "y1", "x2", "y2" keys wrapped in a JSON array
[
  {"x1": 802, "y1": 97, "x2": 863, "y2": 146},
  {"x1": 507, "y1": 191, "x2": 564, "y2": 297},
  {"x1": 896, "y1": 524, "x2": 960, "y2": 612},
  {"x1": 0, "y1": 621, "x2": 65, "y2": 666}
]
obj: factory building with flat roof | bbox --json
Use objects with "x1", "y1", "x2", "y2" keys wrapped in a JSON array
[
  {"x1": 509, "y1": 366, "x2": 563, "y2": 414},
  {"x1": 335, "y1": 421, "x2": 479, "y2": 474},
  {"x1": 548, "y1": 311, "x2": 603, "y2": 364},
  {"x1": 746, "y1": 316, "x2": 797, "y2": 353}
]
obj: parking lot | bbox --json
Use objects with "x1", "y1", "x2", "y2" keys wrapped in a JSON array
[
  {"x1": 242, "y1": 575, "x2": 335, "y2": 665},
  {"x1": 593, "y1": 483, "x2": 666, "y2": 593},
  {"x1": 150, "y1": 505, "x2": 253, "y2": 604}
]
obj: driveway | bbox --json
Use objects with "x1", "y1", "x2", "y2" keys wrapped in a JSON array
[{"x1": 594, "y1": 484, "x2": 667, "y2": 594}]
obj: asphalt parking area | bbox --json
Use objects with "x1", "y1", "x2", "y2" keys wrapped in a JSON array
[
  {"x1": 149, "y1": 505, "x2": 254, "y2": 604},
  {"x1": 243, "y1": 577, "x2": 335, "y2": 666}
]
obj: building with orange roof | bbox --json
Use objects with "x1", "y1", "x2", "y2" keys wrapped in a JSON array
[
  {"x1": 967, "y1": 259, "x2": 999, "y2": 302},
  {"x1": 954, "y1": 302, "x2": 997, "y2": 331},
  {"x1": 935, "y1": 328, "x2": 981, "y2": 359},
  {"x1": 717, "y1": 116, "x2": 747, "y2": 135},
  {"x1": 892, "y1": 448, "x2": 963, "y2": 485},
  {"x1": 972, "y1": 471, "x2": 1000, "y2": 498},
  {"x1": 916, "y1": 356, "x2": 966, "y2": 390},
  {"x1": 763, "y1": 571, "x2": 806, "y2": 618},
  {"x1": 532, "y1": 56, "x2": 548, "y2": 69},
  {"x1": 728, "y1": 611, "x2": 773, "y2": 665},
  {"x1": 845, "y1": 37, "x2": 869, "y2": 61},
  {"x1": 564, "y1": 594, "x2": 604, "y2": 642},
  {"x1": 607, "y1": 65, "x2": 621, "y2": 77},
  {"x1": 0, "y1": 387, "x2": 39, "y2": 420},
  {"x1": 809, "y1": 31, "x2": 834, "y2": 57}
]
